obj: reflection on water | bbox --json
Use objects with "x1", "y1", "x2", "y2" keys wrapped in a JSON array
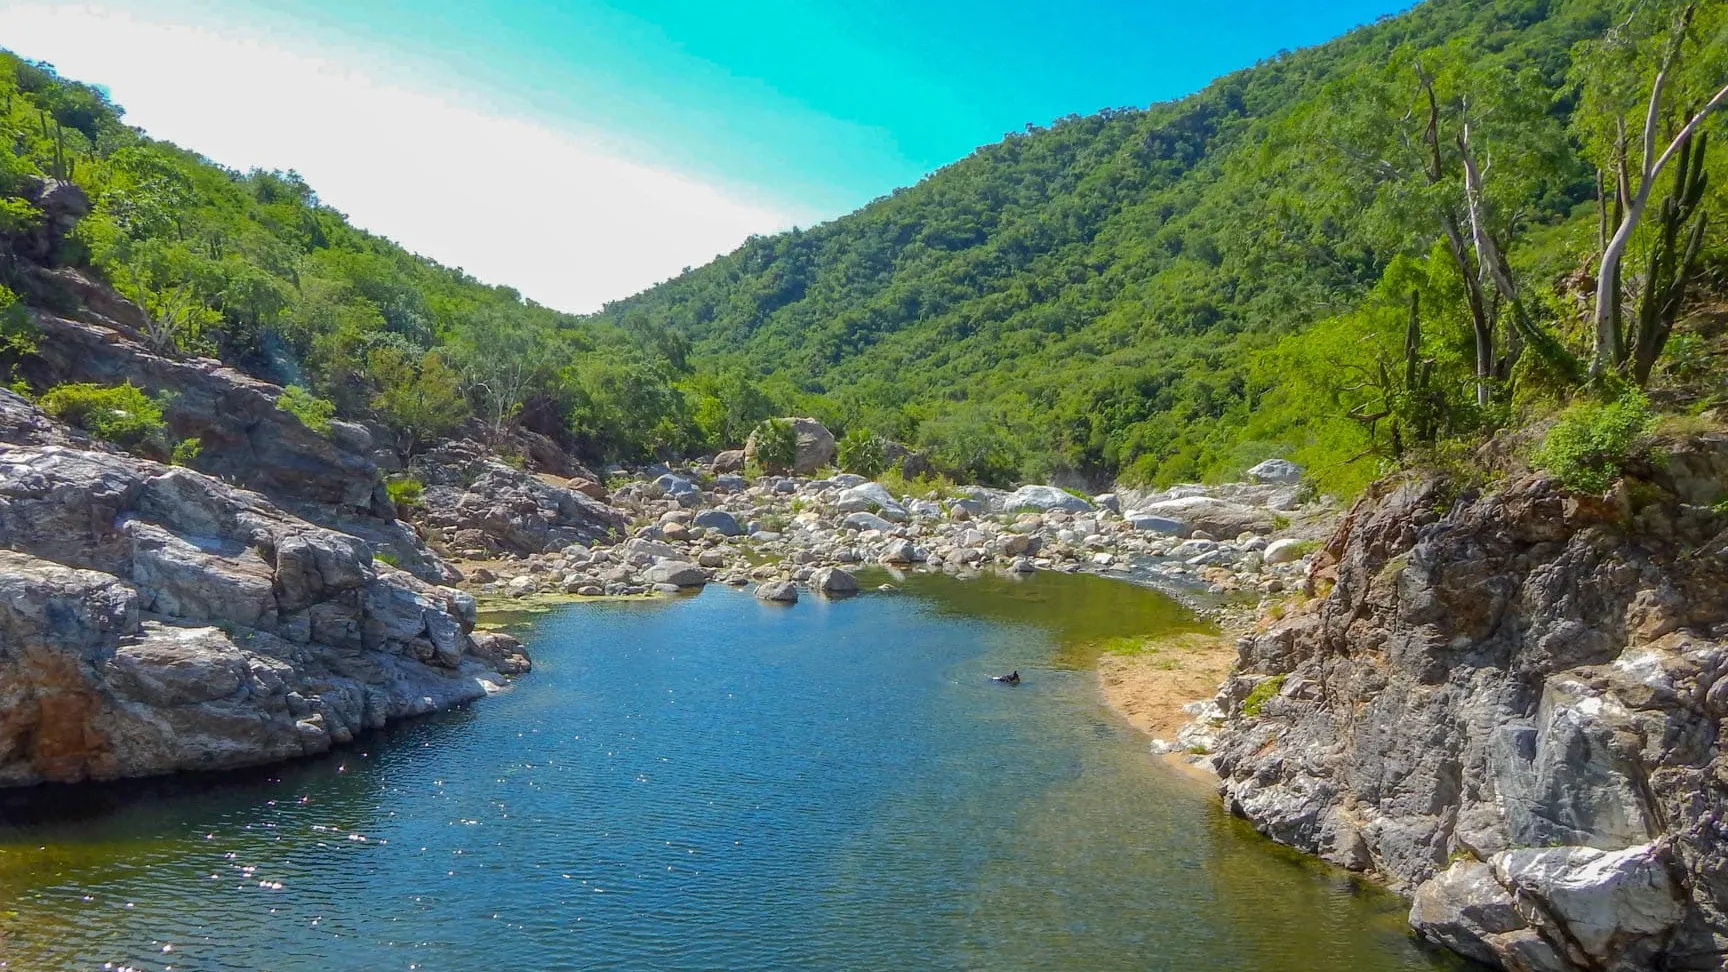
[{"x1": 0, "y1": 572, "x2": 1467, "y2": 972}]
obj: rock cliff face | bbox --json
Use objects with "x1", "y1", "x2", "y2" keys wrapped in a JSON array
[
  {"x1": 21, "y1": 267, "x2": 391, "y2": 517},
  {"x1": 0, "y1": 392, "x2": 527, "y2": 787},
  {"x1": 1211, "y1": 434, "x2": 1728, "y2": 971}
]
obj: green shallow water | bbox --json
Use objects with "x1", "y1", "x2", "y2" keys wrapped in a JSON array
[{"x1": 0, "y1": 570, "x2": 1470, "y2": 971}]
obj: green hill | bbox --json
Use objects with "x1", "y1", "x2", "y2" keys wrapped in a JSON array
[
  {"x1": 0, "y1": 0, "x2": 1720, "y2": 493},
  {"x1": 593, "y1": 0, "x2": 1726, "y2": 491}
]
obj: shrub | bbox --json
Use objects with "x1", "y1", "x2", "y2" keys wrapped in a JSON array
[
  {"x1": 879, "y1": 466, "x2": 963, "y2": 500},
  {"x1": 0, "y1": 285, "x2": 37, "y2": 379},
  {"x1": 170, "y1": 437, "x2": 202, "y2": 466},
  {"x1": 1241, "y1": 674, "x2": 1286, "y2": 718},
  {"x1": 38, "y1": 381, "x2": 166, "y2": 448},
  {"x1": 837, "y1": 429, "x2": 887, "y2": 478},
  {"x1": 750, "y1": 418, "x2": 798, "y2": 474},
  {"x1": 1531, "y1": 391, "x2": 1654, "y2": 495},
  {"x1": 386, "y1": 475, "x2": 424, "y2": 509},
  {"x1": 277, "y1": 384, "x2": 336, "y2": 435}
]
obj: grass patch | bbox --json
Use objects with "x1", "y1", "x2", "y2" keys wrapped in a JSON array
[
  {"x1": 1241, "y1": 674, "x2": 1286, "y2": 718},
  {"x1": 386, "y1": 474, "x2": 424, "y2": 509},
  {"x1": 1099, "y1": 630, "x2": 1224, "y2": 659}
]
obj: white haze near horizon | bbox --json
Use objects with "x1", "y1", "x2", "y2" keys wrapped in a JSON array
[{"x1": 0, "y1": 3, "x2": 810, "y2": 313}]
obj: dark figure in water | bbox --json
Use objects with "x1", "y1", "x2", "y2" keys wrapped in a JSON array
[{"x1": 992, "y1": 670, "x2": 1021, "y2": 685}]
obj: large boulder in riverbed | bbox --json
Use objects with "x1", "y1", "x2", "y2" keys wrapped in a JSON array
[
  {"x1": 745, "y1": 417, "x2": 836, "y2": 475},
  {"x1": 1247, "y1": 458, "x2": 1303, "y2": 484},
  {"x1": 836, "y1": 483, "x2": 907, "y2": 521},
  {"x1": 693, "y1": 509, "x2": 743, "y2": 536},
  {"x1": 1125, "y1": 513, "x2": 1187, "y2": 536},
  {"x1": 810, "y1": 566, "x2": 858, "y2": 596},
  {"x1": 842, "y1": 511, "x2": 895, "y2": 533},
  {"x1": 1132, "y1": 496, "x2": 1275, "y2": 536},
  {"x1": 754, "y1": 579, "x2": 798, "y2": 603},
  {"x1": 1006, "y1": 484, "x2": 1092, "y2": 513},
  {"x1": 644, "y1": 560, "x2": 708, "y2": 588}
]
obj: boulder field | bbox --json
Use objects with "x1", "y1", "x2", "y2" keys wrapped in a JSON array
[{"x1": 456, "y1": 462, "x2": 1332, "y2": 613}]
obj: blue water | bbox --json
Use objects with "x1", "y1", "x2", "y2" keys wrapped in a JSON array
[{"x1": 0, "y1": 578, "x2": 1464, "y2": 971}]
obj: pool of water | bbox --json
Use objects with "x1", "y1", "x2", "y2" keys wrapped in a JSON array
[{"x1": 0, "y1": 572, "x2": 1467, "y2": 971}]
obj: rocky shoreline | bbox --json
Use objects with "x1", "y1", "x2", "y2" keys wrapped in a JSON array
[
  {"x1": 444, "y1": 455, "x2": 1331, "y2": 616},
  {"x1": 14, "y1": 262, "x2": 1723, "y2": 972},
  {"x1": 1200, "y1": 435, "x2": 1728, "y2": 972},
  {"x1": 0, "y1": 393, "x2": 532, "y2": 787}
]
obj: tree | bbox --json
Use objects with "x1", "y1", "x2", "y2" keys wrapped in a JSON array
[
  {"x1": 1574, "y1": 0, "x2": 1728, "y2": 377},
  {"x1": 368, "y1": 346, "x2": 469, "y2": 454},
  {"x1": 449, "y1": 306, "x2": 556, "y2": 441}
]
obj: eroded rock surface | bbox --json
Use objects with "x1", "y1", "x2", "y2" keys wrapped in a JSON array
[
  {"x1": 410, "y1": 440, "x2": 627, "y2": 557},
  {"x1": 1211, "y1": 448, "x2": 1728, "y2": 971},
  {"x1": 0, "y1": 407, "x2": 526, "y2": 787}
]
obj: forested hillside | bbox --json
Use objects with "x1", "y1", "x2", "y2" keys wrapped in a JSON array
[
  {"x1": 0, "y1": 0, "x2": 1721, "y2": 493},
  {"x1": 0, "y1": 54, "x2": 768, "y2": 461},
  {"x1": 595, "y1": 0, "x2": 1728, "y2": 491}
]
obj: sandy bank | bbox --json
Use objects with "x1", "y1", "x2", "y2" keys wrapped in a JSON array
[{"x1": 1095, "y1": 630, "x2": 1239, "y2": 781}]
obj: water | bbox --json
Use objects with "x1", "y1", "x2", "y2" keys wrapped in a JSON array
[{"x1": 0, "y1": 572, "x2": 1467, "y2": 971}]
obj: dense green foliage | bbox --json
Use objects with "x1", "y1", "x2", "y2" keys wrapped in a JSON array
[
  {"x1": 837, "y1": 428, "x2": 889, "y2": 477},
  {"x1": 276, "y1": 384, "x2": 335, "y2": 435},
  {"x1": 1531, "y1": 390, "x2": 1655, "y2": 492},
  {"x1": 0, "y1": 53, "x2": 781, "y2": 460},
  {"x1": 594, "y1": 0, "x2": 1727, "y2": 490},
  {"x1": 1, "y1": 0, "x2": 1721, "y2": 491},
  {"x1": 1241, "y1": 675, "x2": 1287, "y2": 718},
  {"x1": 37, "y1": 380, "x2": 165, "y2": 447}
]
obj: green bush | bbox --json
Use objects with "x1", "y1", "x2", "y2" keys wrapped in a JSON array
[
  {"x1": 1241, "y1": 675, "x2": 1286, "y2": 718},
  {"x1": 386, "y1": 475, "x2": 424, "y2": 509},
  {"x1": 836, "y1": 428, "x2": 887, "y2": 478},
  {"x1": 170, "y1": 437, "x2": 202, "y2": 466},
  {"x1": 1531, "y1": 392, "x2": 1654, "y2": 495},
  {"x1": 750, "y1": 418, "x2": 798, "y2": 474},
  {"x1": 0, "y1": 285, "x2": 36, "y2": 379},
  {"x1": 38, "y1": 381, "x2": 167, "y2": 448},
  {"x1": 277, "y1": 384, "x2": 336, "y2": 435}
]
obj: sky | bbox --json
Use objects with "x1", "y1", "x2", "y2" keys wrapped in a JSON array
[{"x1": 0, "y1": 0, "x2": 1410, "y2": 312}]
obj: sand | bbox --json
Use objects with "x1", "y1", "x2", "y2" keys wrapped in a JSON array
[{"x1": 1095, "y1": 630, "x2": 1240, "y2": 781}]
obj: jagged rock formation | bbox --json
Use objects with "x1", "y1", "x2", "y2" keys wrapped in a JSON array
[
  {"x1": 409, "y1": 440, "x2": 626, "y2": 557},
  {"x1": 0, "y1": 392, "x2": 526, "y2": 787},
  {"x1": 21, "y1": 267, "x2": 391, "y2": 516},
  {"x1": 1211, "y1": 433, "x2": 1728, "y2": 971}
]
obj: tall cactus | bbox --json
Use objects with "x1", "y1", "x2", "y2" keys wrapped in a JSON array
[{"x1": 1630, "y1": 129, "x2": 1710, "y2": 385}]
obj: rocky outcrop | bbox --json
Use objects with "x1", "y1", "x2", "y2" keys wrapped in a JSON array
[
  {"x1": 1210, "y1": 436, "x2": 1728, "y2": 971},
  {"x1": 22, "y1": 268, "x2": 390, "y2": 517},
  {"x1": 409, "y1": 440, "x2": 627, "y2": 557},
  {"x1": 0, "y1": 402, "x2": 525, "y2": 787}
]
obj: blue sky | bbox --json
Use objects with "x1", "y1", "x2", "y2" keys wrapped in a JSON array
[{"x1": 0, "y1": 0, "x2": 1409, "y2": 311}]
